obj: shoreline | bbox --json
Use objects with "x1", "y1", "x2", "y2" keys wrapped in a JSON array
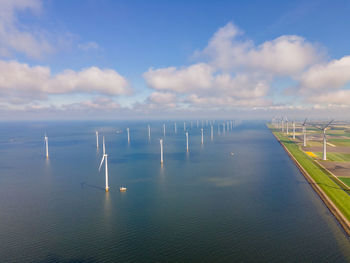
[{"x1": 270, "y1": 129, "x2": 350, "y2": 237}]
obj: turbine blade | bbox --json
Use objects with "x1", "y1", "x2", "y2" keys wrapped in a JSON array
[
  {"x1": 99, "y1": 155, "x2": 105, "y2": 171},
  {"x1": 323, "y1": 119, "x2": 334, "y2": 130},
  {"x1": 303, "y1": 118, "x2": 307, "y2": 125}
]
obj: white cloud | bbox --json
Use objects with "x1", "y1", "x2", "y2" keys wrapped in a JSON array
[
  {"x1": 0, "y1": 60, "x2": 131, "y2": 104},
  {"x1": 148, "y1": 92, "x2": 177, "y2": 104},
  {"x1": 61, "y1": 97, "x2": 120, "y2": 110},
  {"x1": 0, "y1": 0, "x2": 55, "y2": 59},
  {"x1": 143, "y1": 63, "x2": 271, "y2": 108},
  {"x1": 299, "y1": 56, "x2": 350, "y2": 91},
  {"x1": 296, "y1": 56, "x2": 350, "y2": 106},
  {"x1": 142, "y1": 22, "x2": 324, "y2": 111},
  {"x1": 143, "y1": 63, "x2": 214, "y2": 93},
  {"x1": 200, "y1": 22, "x2": 321, "y2": 75}
]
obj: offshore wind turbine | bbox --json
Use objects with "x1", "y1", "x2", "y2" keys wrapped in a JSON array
[
  {"x1": 163, "y1": 123, "x2": 166, "y2": 136},
  {"x1": 44, "y1": 134, "x2": 49, "y2": 158},
  {"x1": 318, "y1": 120, "x2": 334, "y2": 161},
  {"x1": 127, "y1": 128, "x2": 130, "y2": 144},
  {"x1": 184, "y1": 122, "x2": 186, "y2": 131},
  {"x1": 148, "y1": 124, "x2": 151, "y2": 141},
  {"x1": 201, "y1": 128, "x2": 204, "y2": 144},
  {"x1": 302, "y1": 119, "x2": 307, "y2": 147},
  {"x1": 218, "y1": 123, "x2": 220, "y2": 135},
  {"x1": 186, "y1": 132, "x2": 189, "y2": 152},
  {"x1": 211, "y1": 125, "x2": 213, "y2": 141},
  {"x1": 99, "y1": 136, "x2": 109, "y2": 192},
  {"x1": 174, "y1": 122, "x2": 177, "y2": 134},
  {"x1": 160, "y1": 139, "x2": 164, "y2": 164}
]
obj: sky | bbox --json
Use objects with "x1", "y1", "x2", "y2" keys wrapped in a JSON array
[{"x1": 1, "y1": 0, "x2": 350, "y2": 120}]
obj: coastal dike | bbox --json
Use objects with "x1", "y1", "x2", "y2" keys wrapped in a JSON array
[{"x1": 269, "y1": 128, "x2": 350, "y2": 237}]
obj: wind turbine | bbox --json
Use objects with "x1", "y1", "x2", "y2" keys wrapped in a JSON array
[
  {"x1": 282, "y1": 118, "x2": 284, "y2": 132},
  {"x1": 96, "y1": 131, "x2": 99, "y2": 149},
  {"x1": 99, "y1": 136, "x2": 109, "y2": 192},
  {"x1": 218, "y1": 123, "x2": 220, "y2": 135},
  {"x1": 318, "y1": 120, "x2": 334, "y2": 161},
  {"x1": 163, "y1": 123, "x2": 166, "y2": 136},
  {"x1": 148, "y1": 125, "x2": 151, "y2": 141},
  {"x1": 44, "y1": 134, "x2": 49, "y2": 158},
  {"x1": 160, "y1": 139, "x2": 164, "y2": 164},
  {"x1": 201, "y1": 128, "x2": 204, "y2": 144},
  {"x1": 211, "y1": 125, "x2": 213, "y2": 141},
  {"x1": 302, "y1": 119, "x2": 307, "y2": 147},
  {"x1": 174, "y1": 122, "x2": 177, "y2": 134},
  {"x1": 286, "y1": 118, "x2": 289, "y2": 135},
  {"x1": 184, "y1": 122, "x2": 186, "y2": 131},
  {"x1": 186, "y1": 132, "x2": 189, "y2": 152},
  {"x1": 127, "y1": 128, "x2": 130, "y2": 144}
]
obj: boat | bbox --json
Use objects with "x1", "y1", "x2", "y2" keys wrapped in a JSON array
[{"x1": 119, "y1": 186, "x2": 127, "y2": 192}]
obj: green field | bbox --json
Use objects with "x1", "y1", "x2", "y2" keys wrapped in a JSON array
[
  {"x1": 313, "y1": 152, "x2": 350, "y2": 162},
  {"x1": 340, "y1": 177, "x2": 350, "y2": 187},
  {"x1": 269, "y1": 126, "x2": 350, "y2": 223},
  {"x1": 328, "y1": 139, "x2": 350, "y2": 147}
]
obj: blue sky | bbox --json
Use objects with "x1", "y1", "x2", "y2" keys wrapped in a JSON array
[{"x1": 1, "y1": 0, "x2": 350, "y2": 119}]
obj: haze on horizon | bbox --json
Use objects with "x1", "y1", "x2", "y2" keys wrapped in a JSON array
[{"x1": 0, "y1": 0, "x2": 350, "y2": 120}]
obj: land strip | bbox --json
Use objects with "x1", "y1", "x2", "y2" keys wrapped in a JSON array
[{"x1": 269, "y1": 126, "x2": 350, "y2": 236}]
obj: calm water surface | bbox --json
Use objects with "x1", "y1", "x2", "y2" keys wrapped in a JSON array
[{"x1": 0, "y1": 121, "x2": 350, "y2": 262}]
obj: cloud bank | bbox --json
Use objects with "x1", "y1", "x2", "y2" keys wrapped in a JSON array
[
  {"x1": 142, "y1": 22, "x2": 350, "y2": 113},
  {"x1": 0, "y1": 60, "x2": 131, "y2": 105}
]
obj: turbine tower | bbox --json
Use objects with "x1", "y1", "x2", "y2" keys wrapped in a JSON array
[
  {"x1": 211, "y1": 125, "x2": 213, "y2": 141},
  {"x1": 148, "y1": 125, "x2": 151, "y2": 141},
  {"x1": 160, "y1": 139, "x2": 164, "y2": 164},
  {"x1": 99, "y1": 137, "x2": 109, "y2": 192},
  {"x1": 302, "y1": 119, "x2": 307, "y2": 147},
  {"x1": 174, "y1": 122, "x2": 177, "y2": 134},
  {"x1": 127, "y1": 128, "x2": 130, "y2": 144},
  {"x1": 286, "y1": 118, "x2": 289, "y2": 135},
  {"x1": 201, "y1": 128, "x2": 204, "y2": 144},
  {"x1": 319, "y1": 120, "x2": 334, "y2": 161},
  {"x1": 184, "y1": 122, "x2": 186, "y2": 131},
  {"x1": 292, "y1": 122, "x2": 296, "y2": 140},
  {"x1": 163, "y1": 123, "x2": 166, "y2": 136},
  {"x1": 186, "y1": 132, "x2": 189, "y2": 152},
  {"x1": 44, "y1": 134, "x2": 49, "y2": 158}
]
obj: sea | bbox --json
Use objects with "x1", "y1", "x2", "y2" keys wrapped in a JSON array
[{"x1": 0, "y1": 120, "x2": 350, "y2": 262}]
